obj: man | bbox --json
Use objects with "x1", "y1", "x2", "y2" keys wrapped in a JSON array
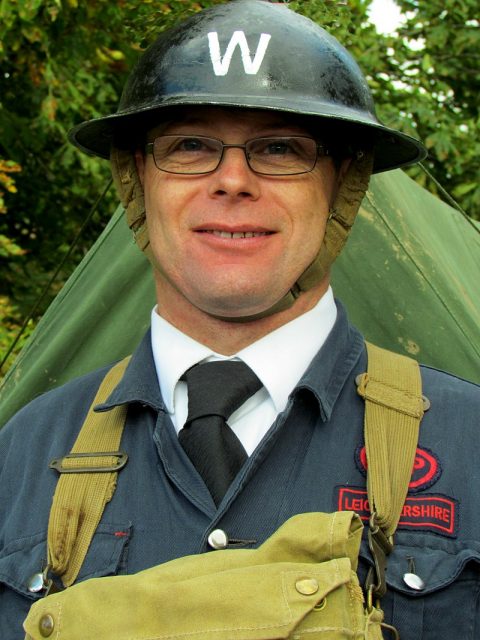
[{"x1": 1, "y1": 1, "x2": 479, "y2": 638}]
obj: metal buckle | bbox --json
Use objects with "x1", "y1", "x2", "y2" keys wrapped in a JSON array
[
  {"x1": 43, "y1": 565, "x2": 64, "y2": 597},
  {"x1": 49, "y1": 452, "x2": 128, "y2": 473},
  {"x1": 365, "y1": 512, "x2": 393, "y2": 602}
]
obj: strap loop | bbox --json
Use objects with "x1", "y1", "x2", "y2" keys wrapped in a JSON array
[
  {"x1": 356, "y1": 372, "x2": 424, "y2": 418},
  {"x1": 49, "y1": 452, "x2": 128, "y2": 474}
]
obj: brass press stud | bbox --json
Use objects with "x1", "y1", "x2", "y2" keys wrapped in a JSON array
[
  {"x1": 295, "y1": 578, "x2": 319, "y2": 596},
  {"x1": 39, "y1": 613, "x2": 54, "y2": 637}
]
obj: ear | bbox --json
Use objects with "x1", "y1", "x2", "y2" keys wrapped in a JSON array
[{"x1": 135, "y1": 150, "x2": 146, "y2": 187}]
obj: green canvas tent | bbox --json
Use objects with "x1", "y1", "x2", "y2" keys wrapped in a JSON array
[{"x1": 0, "y1": 168, "x2": 479, "y2": 427}]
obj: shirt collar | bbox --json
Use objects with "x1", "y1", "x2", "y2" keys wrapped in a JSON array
[
  {"x1": 151, "y1": 287, "x2": 337, "y2": 414},
  {"x1": 236, "y1": 287, "x2": 337, "y2": 411},
  {"x1": 150, "y1": 311, "x2": 218, "y2": 413},
  {"x1": 98, "y1": 298, "x2": 365, "y2": 421}
]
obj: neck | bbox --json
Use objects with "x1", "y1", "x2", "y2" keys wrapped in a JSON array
[{"x1": 154, "y1": 279, "x2": 330, "y2": 355}]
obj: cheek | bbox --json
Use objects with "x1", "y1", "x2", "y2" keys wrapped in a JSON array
[
  {"x1": 286, "y1": 185, "x2": 332, "y2": 264},
  {"x1": 288, "y1": 183, "x2": 331, "y2": 232}
]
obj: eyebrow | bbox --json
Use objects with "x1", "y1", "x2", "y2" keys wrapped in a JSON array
[{"x1": 167, "y1": 118, "x2": 309, "y2": 134}]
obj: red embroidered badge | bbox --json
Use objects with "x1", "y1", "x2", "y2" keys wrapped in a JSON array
[
  {"x1": 355, "y1": 445, "x2": 441, "y2": 492},
  {"x1": 336, "y1": 487, "x2": 458, "y2": 537}
]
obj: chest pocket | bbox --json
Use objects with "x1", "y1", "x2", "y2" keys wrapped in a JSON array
[
  {"x1": 360, "y1": 537, "x2": 480, "y2": 640},
  {"x1": 0, "y1": 523, "x2": 131, "y2": 639}
]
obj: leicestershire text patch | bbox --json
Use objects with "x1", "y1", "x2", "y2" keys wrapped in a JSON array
[{"x1": 336, "y1": 486, "x2": 458, "y2": 538}]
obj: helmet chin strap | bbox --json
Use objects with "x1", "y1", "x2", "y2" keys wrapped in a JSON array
[{"x1": 110, "y1": 147, "x2": 372, "y2": 323}]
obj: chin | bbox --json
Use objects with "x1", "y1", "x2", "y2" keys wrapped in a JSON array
[{"x1": 195, "y1": 291, "x2": 279, "y2": 320}]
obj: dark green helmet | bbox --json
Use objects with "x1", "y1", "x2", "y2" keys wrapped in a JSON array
[{"x1": 69, "y1": 0, "x2": 426, "y2": 172}]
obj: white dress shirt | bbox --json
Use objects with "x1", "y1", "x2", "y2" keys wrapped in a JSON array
[{"x1": 151, "y1": 287, "x2": 337, "y2": 455}]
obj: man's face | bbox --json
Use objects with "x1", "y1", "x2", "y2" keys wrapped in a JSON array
[{"x1": 136, "y1": 107, "x2": 344, "y2": 321}]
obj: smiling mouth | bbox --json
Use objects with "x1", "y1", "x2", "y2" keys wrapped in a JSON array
[{"x1": 202, "y1": 230, "x2": 273, "y2": 239}]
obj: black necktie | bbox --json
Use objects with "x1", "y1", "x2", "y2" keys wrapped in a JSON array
[{"x1": 179, "y1": 360, "x2": 262, "y2": 505}]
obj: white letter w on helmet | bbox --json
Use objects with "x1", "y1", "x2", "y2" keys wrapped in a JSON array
[{"x1": 208, "y1": 31, "x2": 271, "y2": 76}]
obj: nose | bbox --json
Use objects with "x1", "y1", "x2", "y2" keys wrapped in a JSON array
[{"x1": 207, "y1": 146, "x2": 261, "y2": 200}]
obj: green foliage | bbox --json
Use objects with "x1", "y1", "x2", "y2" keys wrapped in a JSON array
[
  {"x1": 0, "y1": 0, "x2": 478, "y2": 374},
  {"x1": 0, "y1": 295, "x2": 34, "y2": 375},
  {"x1": 0, "y1": 157, "x2": 21, "y2": 214},
  {"x1": 369, "y1": 0, "x2": 480, "y2": 215},
  {"x1": 0, "y1": 0, "x2": 130, "y2": 318}
]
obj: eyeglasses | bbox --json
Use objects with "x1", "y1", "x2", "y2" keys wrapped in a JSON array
[{"x1": 145, "y1": 135, "x2": 330, "y2": 176}]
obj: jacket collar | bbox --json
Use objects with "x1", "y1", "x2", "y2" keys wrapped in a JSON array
[
  {"x1": 96, "y1": 330, "x2": 166, "y2": 413},
  {"x1": 292, "y1": 301, "x2": 365, "y2": 421}
]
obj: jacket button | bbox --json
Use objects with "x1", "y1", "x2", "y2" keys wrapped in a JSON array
[
  {"x1": 39, "y1": 614, "x2": 55, "y2": 637},
  {"x1": 295, "y1": 578, "x2": 319, "y2": 595},
  {"x1": 207, "y1": 529, "x2": 229, "y2": 549},
  {"x1": 403, "y1": 572, "x2": 425, "y2": 591},
  {"x1": 27, "y1": 572, "x2": 46, "y2": 593}
]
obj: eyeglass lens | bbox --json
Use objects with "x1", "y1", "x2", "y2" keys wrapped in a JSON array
[{"x1": 151, "y1": 135, "x2": 319, "y2": 175}]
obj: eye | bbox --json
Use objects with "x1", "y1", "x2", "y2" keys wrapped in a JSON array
[
  {"x1": 262, "y1": 140, "x2": 293, "y2": 156},
  {"x1": 270, "y1": 142, "x2": 290, "y2": 155},
  {"x1": 250, "y1": 137, "x2": 309, "y2": 159},
  {"x1": 152, "y1": 135, "x2": 221, "y2": 173},
  {"x1": 173, "y1": 137, "x2": 210, "y2": 153}
]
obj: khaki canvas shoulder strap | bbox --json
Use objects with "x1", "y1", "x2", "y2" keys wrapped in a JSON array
[
  {"x1": 46, "y1": 356, "x2": 131, "y2": 588},
  {"x1": 45, "y1": 342, "x2": 425, "y2": 592},
  {"x1": 357, "y1": 341, "x2": 425, "y2": 603}
]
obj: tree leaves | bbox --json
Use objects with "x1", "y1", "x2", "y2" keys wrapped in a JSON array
[{"x1": 387, "y1": 0, "x2": 480, "y2": 217}]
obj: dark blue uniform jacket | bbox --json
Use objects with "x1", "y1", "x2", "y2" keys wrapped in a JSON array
[{"x1": 1, "y1": 303, "x2": 480, "y2": 639}]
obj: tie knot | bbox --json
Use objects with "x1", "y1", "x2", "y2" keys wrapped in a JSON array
[{"x1": 182, "y1": 360, "x2": 262, "y2": 424}]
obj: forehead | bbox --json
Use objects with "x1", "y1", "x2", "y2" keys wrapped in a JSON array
[{"x1": 147, "y1": 106, "x2": 313, "y2": 138}]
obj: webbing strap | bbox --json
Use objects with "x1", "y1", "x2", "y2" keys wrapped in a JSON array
[
  {"x1": 358, "y1": 342, "x2": 424, "y2": 537},
  {"x1": 47, "y1": 357, "x2": 131, "y2": 587}
]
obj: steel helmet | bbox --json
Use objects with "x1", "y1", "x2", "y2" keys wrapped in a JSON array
[
  {"x1": 70, "y1": 0, "x2": 426, "y2": 172},
  {"x1": 71, "y1": 0, "x2": 427, "y2": 321}
]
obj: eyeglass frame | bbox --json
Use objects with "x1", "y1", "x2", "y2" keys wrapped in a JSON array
[{"x1": 144, "y1": 134, "x2": 332, "y2": 176}]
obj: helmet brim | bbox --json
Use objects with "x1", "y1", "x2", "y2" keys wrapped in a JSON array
[{"x1": 69, "y1": 98, "x2": 426, "y2": 174}]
